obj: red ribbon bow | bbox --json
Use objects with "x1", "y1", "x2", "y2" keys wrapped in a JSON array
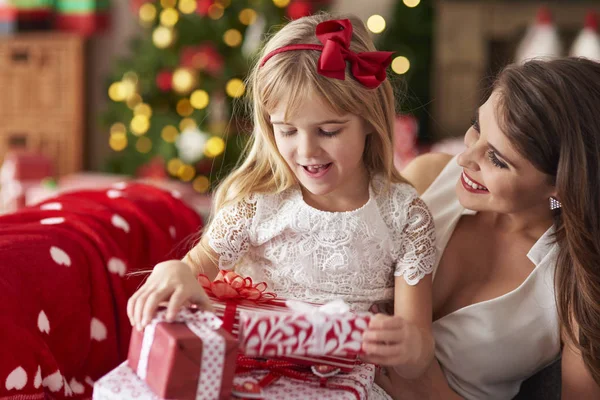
[
  {"x1": 260, "y1": 19, "x2": 393, "y2": 89},
  {"x1": 198, "y1": 270, "x2": 277, "y2": 303}
]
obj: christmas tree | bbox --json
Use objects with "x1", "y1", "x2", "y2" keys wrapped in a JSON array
[
  {"x1": 102, "y1": 0, "x2": 328, "y2": 193},
  {"x1": 376, "y1": 0, "x2": 433, "y2": 142}
]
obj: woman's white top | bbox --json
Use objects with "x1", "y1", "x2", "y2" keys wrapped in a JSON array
[
  {"x1": 207, "y1": 175, "x2": 436, "y2": 312},
  {"x1": 421, "y1": 156, "x2": 561, "y2": 400}
]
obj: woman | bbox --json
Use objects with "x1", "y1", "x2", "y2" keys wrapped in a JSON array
[{"x1": 362, "y1": 58, "x2": 600, "y2": 399}]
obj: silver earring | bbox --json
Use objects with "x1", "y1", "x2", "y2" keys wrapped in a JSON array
[{"x1": 549, "y1": 197, "x2": 562, "y2": 210}]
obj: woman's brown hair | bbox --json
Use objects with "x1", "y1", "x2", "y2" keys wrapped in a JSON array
[{"x1": 494, "y1": 57, "x2": 600, "y2": 384}]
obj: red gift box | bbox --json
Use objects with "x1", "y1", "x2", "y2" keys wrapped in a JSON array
[
  {"x1": 199, "y1": 272, "x2": 365, "y2": 372},
  {"x1": 127, "y1": 308, "x2": 238, "y2": 400},
  {"x1": 239, "y1": 300, "x2": 371, "y2": 359}
]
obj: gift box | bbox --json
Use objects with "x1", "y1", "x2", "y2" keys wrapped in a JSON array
[
  {"x1": 200, "y1": 271, "x2": 367, "y2": 372},
  {"x1": 232, "y1": 359, "x2": 376, "y2": 400},
  {"x1": 54, "y1": 0, "x2": 109, "y2": 36},
  {"x1": 93, "y1": 362, "x2": 160, "y2": 399},
  {"x1": 239, "y1": 299, "x2": 371, "y2": 359},
  {"x1": 126, "y1": 308, "x2": 238, "y2": 400}
]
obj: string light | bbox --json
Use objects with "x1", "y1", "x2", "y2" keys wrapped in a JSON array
[
  {"x1": 153, "y1": 26, "x2": 174, "y2": 49},
  {"x1": 161, "y1": 126, "x2": 179, "y2": 143},
  {"x1": 139, "y1": 3, "x2": 156, "y2": 23},
  {"x1": 367, "y1": 15, "x2": 386, "y2": 34},
  {"x1": 208, "y1": 4, "x2": 224, "y2": 19},
  {"x1": 204, "y1": 136, "x2": 226, "y2": 157},
  {"x1": 136, "y1": 137, "x2": 153, "y2": 153},
  {"x1": 392, "y1": 56, "x2": 411, "y2": 74},
  {"x1": 273, "y1": 0, "x2": 290, "y2": 8},
  {"x1": 239, "y1": 8, "x2": 257, "y2": 25},
  {"x1": 193, "y1": 176, "x2": 210, "y2": 193},
  {"x1": 179, "y1": 118, "x2": 197, "y2": 131},
  {"x1": 108, "y1": 82, "x2": 126, "y2": 102},
  {"x1": 177, "y1": 164, "x2": 196, "y2": 181},
  {"x1": 403, "y1": 0, "x2": 421, "y2": 7},
  {"x1": 160, "y1": 8, "x2": 179, "y2": 27},
  {"x1": 134, "y1": 103, "x2": 152, "y2": 118},
  {"x1": 167, "y1": 158, "x2": 183, "y2": 176},
  {"x1": 190, "y1": 90, "x2": 210, "y2": 109},
  {"x1": 178, "y1": 0, "x2": 197, "y2": 14},
  {"x1": 172, "y1": 68, "x2": 197, "y2": 94},
  {"x1": 109, "y1": 133, "x2": 127, "y2": 151},
  {"x1": 130, "y1": 115, "x2": 150, "y2": 136},
  {"x1": 177, "y1": 99, "x2": 194, "y2": 117},
  {"x1": 223, "y1": 29, "x2": 242, "y2": 47},
  {"x1": 110, "y1": 123, "x2": 126, "y2": 135},
  {"x1": 226, "y1": 78, "x2": 246, "y2": 98},
  {"x1": 126, "y1": 94, "x2": 143, "y2": 109},
  {"x1": 123, "y1": 71, "x2": 139, "y2": 85}
]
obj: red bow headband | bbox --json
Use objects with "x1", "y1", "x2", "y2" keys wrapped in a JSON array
[{"x1": 260, "y1": 19, "x2": 393, "y2": 89}]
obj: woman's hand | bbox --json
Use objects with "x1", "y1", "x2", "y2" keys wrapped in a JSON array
[
  {"x1": 127, "y1": 260, "x2": 213, "y2": 331},
  {"x1": 361, "y1": 313, "x2": 434, "y2": 379}
]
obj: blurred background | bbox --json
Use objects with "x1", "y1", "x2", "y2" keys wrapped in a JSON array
[{"x1": 0, "y1": 0, "x2": 598, "y2": 216}]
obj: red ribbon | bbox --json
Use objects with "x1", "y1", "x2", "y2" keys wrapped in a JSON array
[
  {"x1": 235, "y1": 356, "x2": 362, "y2": 400},
  {"x1": 260, "y1": 19, "x2": 393, "y2": 89},
  {"x1": 198, "y1": 271, "x2": 278, "y2": 333},
  {"x1": 198, "y1": 270, "x2": 277, "y2": 302}
]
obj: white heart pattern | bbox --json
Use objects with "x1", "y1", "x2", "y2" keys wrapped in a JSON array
[
  {"x1": 38, "y1": 310, "x2": 50, "y2": 334},
  {"x1": 111, "y1": 214, "x2": 130, "y2": 233},
  {"x1": 40, "y1": 202, "x2": 62, "y2": 210},
  {"x1": 40, "y1": 217, "x2": 65, "y2": 225},
  {"x1": 107, "y1": 258, "x2": 126, "y2": 276},
  {"x1": 50, "y1": 246, "x2": 71, "y2": 267},
  {"x1": 171, "y1": 190, "x2": 182, "y2": 199},
  {"x1": 90, "y1": 318, "x2": 107, "y2": 341},
  {"x1": 5, "y1": 366, "x2": 27, "y2": 391},
  {"x1": 84, "y1": 376, "x2": 94, "y2": 387},
  {"x1": 34, "y1": 366, "x2": 41, "y2": 389},
  {"x1": 42, "y1": 370, "x2": 63, "y2": 392},
  {"x1": 112, "y1": 182, "x2": 128, "y2": 190},
  {"x1": 169, "y1": 226, "x2": 176, "y2": 239},
  {"x1": 106, "y1": 190, "x2": 122, "y2": 199},
  {"x1": 70, "y1": 377, "x2": 85, "y2": 394}
]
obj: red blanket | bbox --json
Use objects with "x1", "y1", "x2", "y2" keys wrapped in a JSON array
[{"x1": 0, "y1": 183, "x2": 203, "y2": 399}]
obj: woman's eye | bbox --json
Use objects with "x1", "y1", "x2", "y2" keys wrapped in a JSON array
[
  {"x1": 487, "y1": 149, "x2": 508, "y2": 169},
  {"x1": 471, "y1": 117, "x2": 480, "y2": 132},
  {"x1": 319, "y1": 128, "x2": 341, "y2": 137},
  {"x1": 280, "y1": 130, "x2": 296, "y2": 136}
]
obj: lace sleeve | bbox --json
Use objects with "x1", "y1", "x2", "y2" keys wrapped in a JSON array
[
  {"x1": 395, "y1": 196, "x2": 436, "y2": 285},
  {"x1": 206, "y1": 196, "x2": 257, "y2": 270}
]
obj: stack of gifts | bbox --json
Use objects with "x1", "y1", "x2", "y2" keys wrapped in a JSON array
[
  {"x1": 11, "y1": 0, "x2": 53, "y2": 30},
  {"x1": 0, "y1": 0, "x2": 16, "y2": 35},
  {"x1": 54, "y1": 0, "x2": 109, "y2": 36},
  {"x1": 94, "y1": 271, "x2": 375, "y2": 399}
]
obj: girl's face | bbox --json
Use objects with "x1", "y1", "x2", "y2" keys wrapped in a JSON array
[
  {"x1": 270, "y1": 94, "x2": 370, "y2": 206},
  {"x1": 456, "y1": 91, "x2": 556, "y2": 215}
]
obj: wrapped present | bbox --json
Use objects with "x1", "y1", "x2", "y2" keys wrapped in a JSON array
[
  {"x1": 232, "y1": 358, "x2": 376, "y2": 400},
  {"x1": 93, "y1": 361, "x2": 160, "y2": 399},
  {"x1": 199, "y1": 271, "x2": 364, "y2": 372},
  {"x1": 54, "y1": 0, "x2": 109, "y2": 36},
  {"x1": 126, "y1": 308, "x2": 238, "y2": 400},
  {"x1": 239, "y1": 299, "x2": 371, "y2": 359}
]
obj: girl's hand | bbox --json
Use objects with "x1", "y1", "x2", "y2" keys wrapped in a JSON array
[
  {"x1": 127, "y1": 260, "x2": 213, "y2": 331},
  {"x1": 361, "y1": 313, "x2": 432, "y2": 378}
]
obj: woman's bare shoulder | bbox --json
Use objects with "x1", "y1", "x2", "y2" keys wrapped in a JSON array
[{"x1": 400, "y1": 153, "x2": 454, "y2": 195}]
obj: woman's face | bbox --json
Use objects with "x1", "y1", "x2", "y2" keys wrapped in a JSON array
[{"x1": 455, "y1": 90, "x2": 556, "y2": 215}]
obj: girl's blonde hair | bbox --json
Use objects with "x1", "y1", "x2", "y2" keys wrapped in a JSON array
[{"x1": 212, "y1": 12, "x2": 406, "y2": 213}]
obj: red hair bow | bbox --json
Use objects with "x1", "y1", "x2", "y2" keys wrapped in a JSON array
[{"x1": 260, "y1": 19, "x2": 393, "y2": 89}]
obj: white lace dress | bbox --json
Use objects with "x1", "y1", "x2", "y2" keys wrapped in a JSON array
[{"x1": 207, "y1": 175, "x2": 436, "y2": 312}]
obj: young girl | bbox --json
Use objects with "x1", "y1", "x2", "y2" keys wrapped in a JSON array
[{"x1": 128, "y1": 13, "x2": 436, "y2": 383}]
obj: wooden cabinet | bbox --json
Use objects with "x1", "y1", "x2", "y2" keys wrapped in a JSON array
[{"x1": 0, "y1": 33, "x2": 84, "y2": 176}]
